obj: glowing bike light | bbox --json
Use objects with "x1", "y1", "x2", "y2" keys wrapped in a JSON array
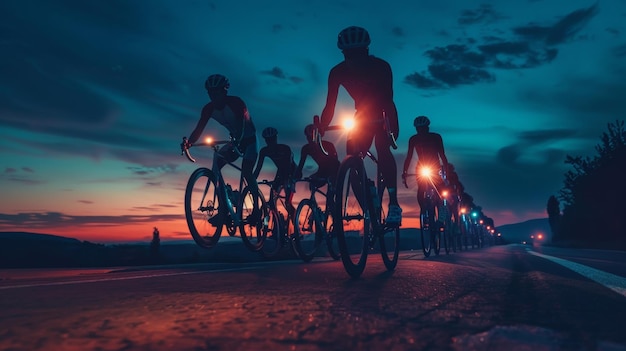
[
  {"x1": 442, "y1": 190, "x2": 448, "y2": 198},
  {"x1": 419, "y1": 167, "x2": 432, "y2": 178},
  {"x1": 342, "y1": 118, "x2": 355, "y2": 131},
  {"x1": 205, "y1": 137, "x2": 213, "y2": 144}
]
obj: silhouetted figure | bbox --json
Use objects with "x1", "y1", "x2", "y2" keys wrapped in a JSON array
[
  {"x1": 150, "y1": 227, "x2": 160, "y2": 263},
  {"x1": 184, "y1": 74, "x2": 261, "y2": 220},
  {"x1": 318, "y1": 26, "x2": 402, "y2": 225},
  {"x1": 295, "y1": 124, "x2": 341, "y2": 189},
  {"x1": 253, "y1": 127, "x2": 297, "y2": 217},
  {"x1": 402, "y1": 116, "x2": 450, "y2": 211}
]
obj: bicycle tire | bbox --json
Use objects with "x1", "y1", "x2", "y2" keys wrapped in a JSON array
[
  {"x1": 378, "y1": 186, "x2": 399, "y2": 271},
  {"x1": 259, "y1": 208, "x2": 283, "y2": 259},
  {"x1": 420, "y1": 208, "x2": 432, "y2": 258},
  {"x1": 293, "y1": 198, "x2": 323, "y2": 262},
  {"x1": 334, "y1": 155, "x2": 369, "y2": 278},
  {"x1": 442, "y1": 206, "x2": 450, "y2": 255},
  {"x1": 239, "y1": 185, "x2": 268, "y2": 251},
  {"x1": 184, "y1": 167, "x2": 223, "y2": 249}
]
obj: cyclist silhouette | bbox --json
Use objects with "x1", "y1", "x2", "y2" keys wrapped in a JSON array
[
  {"x1": 253, "y1": 127, "x2": 297, "y2": 217},
  {"x1": 184, "y1": 74, "x2": 261, "y2": 223},
  {"x1": 402, "y1": 115, "x2": 450, "y2": 211},
  {"x1": 318, "y1": 26, "x2": 402, "y2": 225},
  {"x1": 446, "y1": 163, "x2": 464, "y2": 201},
  {"x1": 295, "y1": 124, "x2": 341, "y2": 189}
]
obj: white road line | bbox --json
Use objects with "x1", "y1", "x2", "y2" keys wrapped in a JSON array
[
  {"x1": 527, "y1": 249, "x2": 626, "y2": 298},
  {"x1": 0, "y1": 266, "x2": 263, "y2": 291}
]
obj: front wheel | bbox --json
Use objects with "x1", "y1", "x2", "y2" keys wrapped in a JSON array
[
  {"x1": 378, "y1": 188, "x2": 399, "y2": 271},
  {"x1": 293, "y1": 199, "x2": 323, "y2": 262},
  {"x1": 420, "y1": 209, "x2": 432, "y2": 258},
  {"x1": 334, "y1": 155, "x2": 369, "y2": 278},
  {"x1": 184, "y1": 168, "x2": 223, "y2": 249}
]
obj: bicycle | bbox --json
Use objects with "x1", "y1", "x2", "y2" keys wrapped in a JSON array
[
  {"x1": 181, "y1": 136, "x2": 267, "y2": 251},
  {"x1": 292, "y1": 176, "x2": 341, "y2": 262},
  {"x1": 313, "y1": 114, "x2": 400, "y2": 278},
  {"x1": 404, "y1": 166, "x2": 447, "y2": 258},
  {"x1": 256, "y1": 179, "x2": 297, "y2": 260}
]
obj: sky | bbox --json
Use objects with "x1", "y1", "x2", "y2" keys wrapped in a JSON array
[{"x1": 1, "y1": 0, "x2": 625, "y2": 243}]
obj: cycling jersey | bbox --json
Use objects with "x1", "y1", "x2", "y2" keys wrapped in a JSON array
[
  {"x1": 320, "y1": 55, "x2": 399, "y2": 139},
  {"x1": 255, "y1": 143, "x2": 296, "y2": 190},
  {"x1": 189, "y1": 95, "x2": 256, "y2": 144},
  {"x1": 297, "y1": 141, "x2": 340, "y2": 181},
  {"x1": 403, "y1": 130, "x2": 449, "y2": 210}
]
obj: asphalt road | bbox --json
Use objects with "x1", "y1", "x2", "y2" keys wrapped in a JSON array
[{"x1": 1, "y1": 244, "x2": 625, "y2": 351}]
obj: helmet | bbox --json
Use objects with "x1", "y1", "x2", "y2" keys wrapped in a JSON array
[
  {"x1": 337, "y1": 26, "x2": 371, "y2": 50},
  {"x1": 413, "y1": 116, "x2": 430, "y2": 128},
  {"x1": 262, "y1": 127, "x2": 278, "y2": 138},
  {"x1": 204, "y1": 74, "x2": 230, "y2": 91},
  {"x1": 304, "y1": 124, "x2": 315, "y2": 137}
]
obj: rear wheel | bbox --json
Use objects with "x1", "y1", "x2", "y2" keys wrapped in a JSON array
[
  {"x1": 441, "y1": 205, "x2": 450, "y2": 255},
  {"x1": 184, "y1": 168, "x2": 223, "y2": 249},
  {"x1": 293, "y1": 199, "x2": 323, "y2": 262},
  {"x1": 259, "y1": 207, "x2": 283, "y2": 259},
  {"x1": 239, "y1": 185, "x2": 268, "y2": 251},
  {"x1": 420, "y1": 207, "x2": 434, "y2": 257},
  {"x1": 335, "y1": 155, "x2": 369, "y2": 278},
  {"x1": 378, "y1": 185, "x2": 399, "y2": 271}
]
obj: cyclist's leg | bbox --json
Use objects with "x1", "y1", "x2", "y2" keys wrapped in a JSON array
[
  {"x1": 374, "y1": 130, "x2": 398, "y2": 205},
  {"x1": 374, "y1": 129, "x2": 401, "y2": 224},
  {"x1": 240, "y1": 138, "x2": 261, "y2": 222},
  {"x1": 346, "y1": 136, "x2": 371, "y2": 209}
]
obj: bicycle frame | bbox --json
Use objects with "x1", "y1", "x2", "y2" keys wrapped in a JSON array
[
  {"x1": 184, "y1": 138, "x2": 247, "y2": 227},
  {"x1": 311, "y1": 114, "x2": 400, "y2": 278}
]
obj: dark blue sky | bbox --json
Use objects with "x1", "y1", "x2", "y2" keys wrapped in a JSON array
[{"x1": 1, "y1": 0, "x2": 625, "y2": 242}]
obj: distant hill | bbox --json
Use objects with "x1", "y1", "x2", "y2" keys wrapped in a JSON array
[
  {"x1": 0, "y1": 231, "x2": 82, "y2": 244},
  {"x1": 497, "y1": 218, "x2": 552, "y2": 244}
]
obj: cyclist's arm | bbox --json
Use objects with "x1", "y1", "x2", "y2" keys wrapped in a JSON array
[
  {"x1": 295, "y1": 145, "x2": 309, "y2": 178},
  {"x1": 253, "y1": 148, "x2": 267, "y2": 179},
  {"x1": 188, "y1": 104, "x2": 213, "y2": 144},
  {"x1": 320, "y1": 68, "x2": 341, "y2": 132},
  {"x1": 436, "y1": 134, "x2": 449, "y2": 171},
  {"x1": 402, "y1": 136, "x2": 417, "y2": 174}
]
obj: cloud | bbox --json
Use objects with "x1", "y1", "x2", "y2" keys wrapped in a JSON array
[
  {"x1": 260, "y1": 66, "x2": 304, "y2": 84},
  {"x1": 512, "y1": 3, "x2": 598, "y2": 45},
  {"x1": 405, "y1": 4, "x2": 597, "y2": 91},
  {"x1": 458, "y1": 4, "x2": 506, "y2": 25},
  {"x1": 614, "y1": 44, "x2": 626, "y2": 57},
  {"x1": 495, "y1": 128, "x2": 578, "y2": 165},
  {"x1": 0, "y1": 211, "x2": 182, "y2": 228}
]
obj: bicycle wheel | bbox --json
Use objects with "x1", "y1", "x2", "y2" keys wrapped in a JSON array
[
  {"x1": 378, "y1": 187, "x2": 399, "y2": 271},
  {"x1": 433, "y1": 213, "x2": 441, "y2": 256},
  {"x1": 239, "y1": 185, "x2": 268, "y2": 251},
  {"x1": 184, "y1": 167, "x2": 223, "y2": 249},
  {"x1": 334, "y1": 155, "x2": 369, "y2": 278},
  {"x1": 293, "y1": 198, "x2": 323, "y2": 262},
  {"x1": 441, "y1": 205, "x2": 450, "y2": 255},
  {"x1": 420, "y1": 208, "x2": 432, "y2": 258},
  {"x1": 260, "y1": 208, "x2": 283, "y2": 259}
]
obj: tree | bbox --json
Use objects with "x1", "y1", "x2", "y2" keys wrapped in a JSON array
[
  {"x1": 546, "y1": 195, "x2": 560, "y2": 242},
  {"x1": 558, "y1": 120, "x2": 626, "y2": 246}
]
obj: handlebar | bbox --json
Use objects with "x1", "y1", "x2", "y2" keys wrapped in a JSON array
[
  {"x1": 181, "y1": 137, "x2": 242, "y2": 163},
  {"x1": 311, "y1": 112, "x2": 398, "y2": 156}
]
